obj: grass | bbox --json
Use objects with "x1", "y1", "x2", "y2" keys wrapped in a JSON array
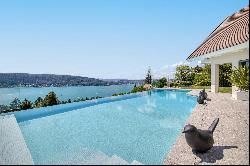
[
  {"x1": 218, "y1": 87, "x2": 232, "y2": 94},
  {"x1": 180, "y1": 86, "x2": 210, "y2": 89},
  {"x1": 180, "y1": 86, "x2": 232, "y2": 94}
]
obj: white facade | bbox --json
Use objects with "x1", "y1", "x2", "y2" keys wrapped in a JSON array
[{"x1": 201, "y1": 41, "x2": 249, "y2": 100}]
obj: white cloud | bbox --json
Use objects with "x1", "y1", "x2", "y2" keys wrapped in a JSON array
[
  {"x1": 152, "y1": 60, "x2": 194, "y2": 79},
  {"x1": 171, "y1": 61, "x2": 190, "y2": 67}
]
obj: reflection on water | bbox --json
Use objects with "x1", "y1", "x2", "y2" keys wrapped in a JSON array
[
  {"x1": 137, "y1": 96, "x2": 157, "y2": 114},
  {"x1": 135, "y1": 89, "x2": 196, "y2": 120}
]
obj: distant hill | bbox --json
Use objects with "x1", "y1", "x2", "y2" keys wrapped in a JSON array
[{"x1": 0, "y1": 73, "x2": 125, "y2": 88}]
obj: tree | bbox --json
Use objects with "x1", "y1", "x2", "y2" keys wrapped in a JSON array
[
  {"x1": 193, "y1": 65, "x2": 203, "y2": 74},
  {"x1": 10, "y1": 98, "x2": 21, "y2": 110},
  {"x1": 175, "y1": 65, "x2": 194, "y2": 86},
  {"x1": 34, "y1": 97, "x2": 44, "y2": 108},
  {"x1": 194, "y1": 64, "x2": 211, "y2": 86},
  {"x1": 43, "y1": 91, "x2": 59, "y2": 106},
  {"x1": 156, "y1": 77, "x2": 167, "y2": 88},
  {"x1": 20, "y1": 99, "x2": 33, "y2": 110},
  {"x1": 145, "y1": 67, "x2": 152, "y2": 84},
  {"x1": 194, "y1": 72, "x2": 211, "y2": 86},
  {"x1": 219, "y1": 63, "x2": 232, "y2": 87}
]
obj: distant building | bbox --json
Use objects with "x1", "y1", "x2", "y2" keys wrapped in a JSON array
[{"x1": 143, "y1": 84, "x2": 153, "y2": 90}]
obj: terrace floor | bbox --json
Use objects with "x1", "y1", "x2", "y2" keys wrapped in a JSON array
[{"x1": 164, "y1": 90, "x2": 249, "y2": 165}]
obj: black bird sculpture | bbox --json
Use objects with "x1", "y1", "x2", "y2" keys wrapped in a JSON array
[
  {"x1": 197, "y1": 95, "x2": 205, "y2": 104},
  {"x1": 197, "y1": 89, "x2": 208, "y2": 104},
  {"x1": 200, "y1": 88, "x2": 208, "y2": 100},
  {"x1": 182, "y1": 118, "x2": 219, "y2": 153}
]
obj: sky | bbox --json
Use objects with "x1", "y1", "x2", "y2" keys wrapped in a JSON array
[{"x1": 0, "y1": 0, "x2": 248, "y2": 79}]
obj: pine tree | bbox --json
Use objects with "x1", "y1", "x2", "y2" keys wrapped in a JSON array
[{"x1": 145, "y1": 67, "x2": 152, "y2": 84}]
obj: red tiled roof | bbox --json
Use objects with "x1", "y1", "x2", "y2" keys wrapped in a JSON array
[{"x1": 187, "y1": 6, "x2": 249, "y2": 60}]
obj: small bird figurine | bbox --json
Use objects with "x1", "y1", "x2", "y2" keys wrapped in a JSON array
[
  {"x1": 200, "y1": 88, "x2": 208, "y2": 100},
  {"x1": 197, "y1": 95, "x2": 205, "y2": 104},
  {"x1": 197, "y1": 89, "x2": 208, "y2": 104},
  {"x1": 182, "y1": 118, "x2": 219, "y2": 153}
]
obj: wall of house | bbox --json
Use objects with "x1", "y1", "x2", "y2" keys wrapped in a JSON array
[
  {"x1": 203, "y1": 48, "x2": 249, "y2": 65},
  {"x1": 202, "y1": 47, "x2": 249, "y2": 96}
]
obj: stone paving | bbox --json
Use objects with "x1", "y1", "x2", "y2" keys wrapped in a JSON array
[{"x1": 164, "y1": 90, "x2": 249, "y2": 165}]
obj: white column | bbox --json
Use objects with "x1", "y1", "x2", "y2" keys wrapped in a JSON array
[
  {"x1": 232, "y1": 60, "x2": 239, "y2": 99},
  {"x1": 211, "y1": 63, "x2": 219, "y2": 93}
]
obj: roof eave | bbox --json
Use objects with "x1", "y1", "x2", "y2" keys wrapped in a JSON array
[{"x1": 186, "y1": 41, "x2": 249, "y2": 62}]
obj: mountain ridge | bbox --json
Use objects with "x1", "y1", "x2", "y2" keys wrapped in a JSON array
[{"x1": 0, "y1": 73, "x2": 132, "y2": 88}]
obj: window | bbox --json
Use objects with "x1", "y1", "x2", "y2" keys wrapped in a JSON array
[{"x1": 239, "y1": 59, "x2": 249, "y2": 68}]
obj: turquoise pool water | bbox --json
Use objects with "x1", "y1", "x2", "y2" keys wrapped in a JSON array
[{"x1": 18, "y1": 90, "x2": 197, "y2": 165}]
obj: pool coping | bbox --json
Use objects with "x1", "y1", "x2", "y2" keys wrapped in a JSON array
[{"x1": 0, "y1": 115, "x2": 34, "y2": 165}]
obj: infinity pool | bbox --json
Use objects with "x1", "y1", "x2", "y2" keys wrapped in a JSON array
[{"x1": 18, "y1": 90, "x2": 197, "y2": 165}]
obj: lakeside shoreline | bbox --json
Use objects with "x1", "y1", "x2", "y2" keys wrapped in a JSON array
[{"x1": 0, "y1": 84, "x2": 135, "y2": 106}]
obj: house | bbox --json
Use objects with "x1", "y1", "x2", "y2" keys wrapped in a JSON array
[{"x1": 187, "y1": 6, "x2": 249, "y2": 100}]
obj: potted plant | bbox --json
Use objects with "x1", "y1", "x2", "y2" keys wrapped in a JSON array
[{"x1": 230, "y1": 66, "x2": 249, "y2": 101}]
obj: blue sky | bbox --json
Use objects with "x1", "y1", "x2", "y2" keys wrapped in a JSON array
[{"x1": 0, "y1": 0, "x2": 248, "y2": 79}]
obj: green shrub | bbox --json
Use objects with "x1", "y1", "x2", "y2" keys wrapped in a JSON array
[
  {"x1": 9, "y1": 98, "x2": 21, "y2": 110},
  {"x1": 156, "y1": 77, "x2": 167, "y2": 88},
  {"x1": 61, "y1": 101, "x2": 67, "y2": 104},
  {"x1": 20, "y1": 99, "x2": 33, "y2": 110},
  {"x1": 34, "y1": 97, "x2": 44, "y2": 108},
  {"x1": 194, "y1": 72, "x2": 211, "y2": 86},
  {"x1": 178, "y1": 81, "x2": 193, "y2": 87},
  {"x1": 131, "y1": 86, "x2": 145, "y2": 93},
  {"x1": 169, "y1": 82, "x2": 179, "y2": 87},
  {"x1": 219, "y1": 63, "x2": 232, "y2": 87},
  {"x1": 230, "y1": 66, "x2": 249, "y2": 91},
  {"x1": 0, "y1": 105, "x2": 10, "y2": 113},
  {"x1": 43, "y1": 91, "x2": 59, "y2": 106}
]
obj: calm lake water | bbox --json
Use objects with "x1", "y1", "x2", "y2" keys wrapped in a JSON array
[{"x1": 0, "y1": 85, "x2": 134, "y2": 105}]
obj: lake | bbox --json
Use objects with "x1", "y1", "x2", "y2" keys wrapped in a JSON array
[{"x1": 0, "y1": 85, "x2": 134, "y2": 105}]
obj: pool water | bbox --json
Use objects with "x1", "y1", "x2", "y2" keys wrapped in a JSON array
[{"x1": 18, "y1": 90, "x2": 197, "y2": 165}]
